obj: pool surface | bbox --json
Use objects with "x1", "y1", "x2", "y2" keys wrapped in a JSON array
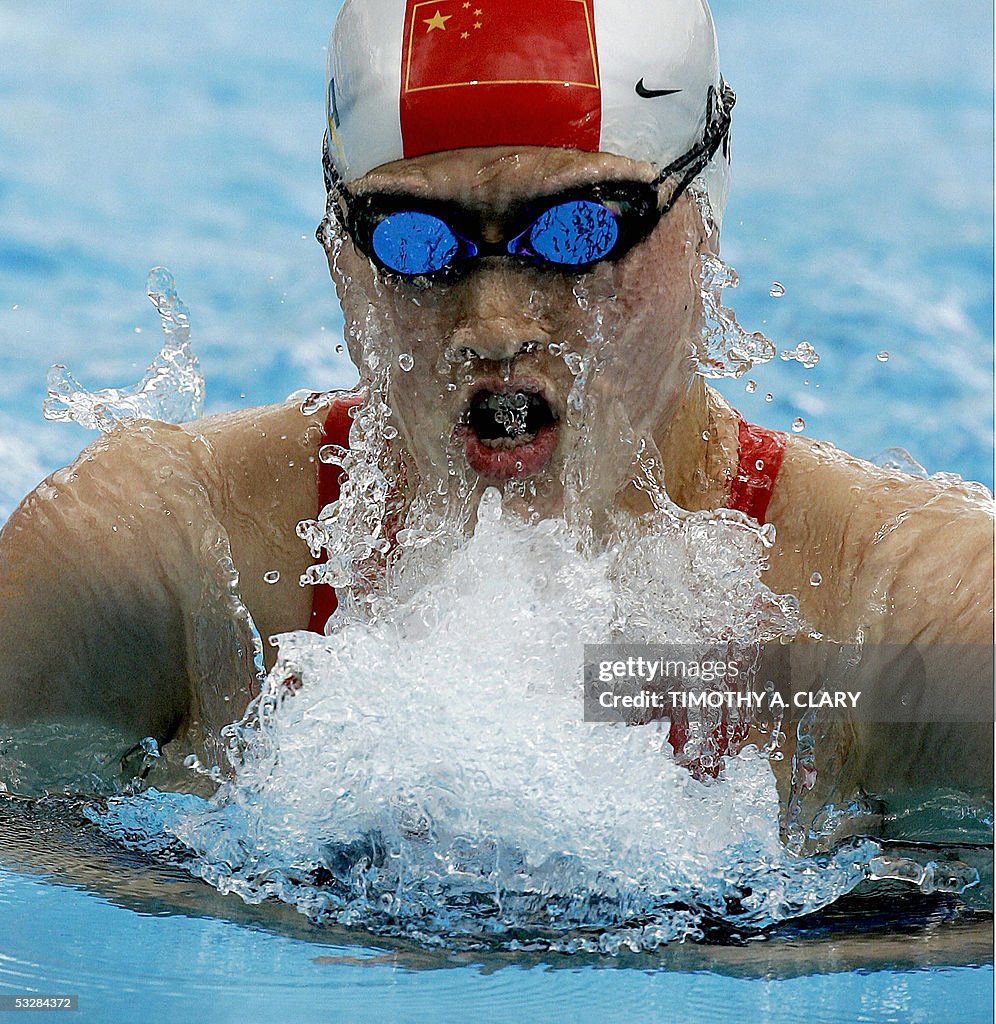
[
  {"x1": 1, "y1": 1, "x2": 993, "y2": 1021},
  {"x1": 1, "y1": 797, "x2": 992, "y2": 1024}
]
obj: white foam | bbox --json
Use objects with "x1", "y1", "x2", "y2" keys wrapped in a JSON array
[{"x1": 93, "y1": 494, "x2": 876, "y2": 952}]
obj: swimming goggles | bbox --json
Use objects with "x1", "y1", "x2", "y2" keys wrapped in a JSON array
[{"x1": 324, "y1": 82, "x2": 734, "y2": 280}]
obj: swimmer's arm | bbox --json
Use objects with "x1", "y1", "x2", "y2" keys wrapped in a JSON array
[
  {"x1": 850, "y1": 485, "x2": 994, "y2": 797},
  {"x1": 0, "y1": 421, "x2": 230, "y2": 742},
  {"x1": 870, "y1": 488, "x2": 994, "y2": 646},
  {"x1": 776, "y1": 444, "x2": 993, "y2": 796},
  {"x1": 189, "y1": 399, "x2": 329, "y2": 658},
  {"x1": 0, "y1": 398, "x2": 331, "y2": 745}
]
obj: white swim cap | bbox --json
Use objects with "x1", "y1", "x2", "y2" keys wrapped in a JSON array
[{"x1": 325, "y1": 0, "x2": 732, "y2": 223}]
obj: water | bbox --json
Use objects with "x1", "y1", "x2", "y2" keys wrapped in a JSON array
[
  {"x1": 87, "y1": 492, "x2": 877, "y2": 953},
  {"x1": 1, "y1": 0, "x2": 992, "y2": 1019},
  {"x1": 1, "y1": 796, "x2": 993, "y2": 1024},
  {"x1": 42, "y1": 269, "x2": 205, "y2": 432}
]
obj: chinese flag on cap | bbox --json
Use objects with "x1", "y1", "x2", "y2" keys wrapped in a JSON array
[{"x1": 400, "y1": 0, "x2": 602, "y2": 158}]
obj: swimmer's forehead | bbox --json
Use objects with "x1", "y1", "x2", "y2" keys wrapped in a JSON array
[{"x1": 353, "y1": 146, "x2": 657, "y2": 204}]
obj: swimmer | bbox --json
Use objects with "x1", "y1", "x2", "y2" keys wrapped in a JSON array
[{"x1": 0, "y1": 0, "x2": 991, "y2": 815}]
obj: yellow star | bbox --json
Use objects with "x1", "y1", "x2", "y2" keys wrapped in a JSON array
[
  {"x1": 474, "y1": 7, "x2": 482, "y2": 14},
  {"x1": 462, "y1": 1, "x2": 470, "y2": 6},
  {"x1": 423, "y1": 9, "x2": 452, "y2": 31},
  {"x1": 474, "y1": 20, "x2": 482, "y2": 28},
  {"x1": 461, "y1": 31, "x2": 469, "y2": 38}
]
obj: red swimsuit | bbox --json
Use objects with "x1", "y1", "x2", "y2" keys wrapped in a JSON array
[{"x1": 305, "y1": 393, "x2": 787, "y2": 771}]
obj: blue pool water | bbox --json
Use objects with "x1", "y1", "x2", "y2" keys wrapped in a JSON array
[
  {"x1": 0, "y1": 1, "x2": 993, "y2": 1021},
  {"x1": 3, "y1": 873, "x2": 991, "y2": 1024}
]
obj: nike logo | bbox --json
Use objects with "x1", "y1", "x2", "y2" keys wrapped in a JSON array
[{"x1": 635, "y1": 79, "x2": 681, "y2": 99}]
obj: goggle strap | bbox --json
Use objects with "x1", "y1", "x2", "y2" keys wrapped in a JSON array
[{"x1": 652, "y1": 79, "x2": 736, "y2": 196}]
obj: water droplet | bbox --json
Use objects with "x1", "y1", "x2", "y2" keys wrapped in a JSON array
[
  {"x1": 745, "y1": 380, "x2": 757, "y2": 394},
  {"x1": 791, "y1": 417, "x2": 805, "y2": 433},
  {"x1": 809, "y1": 571, "x2": 823, "y2": 587},
  {"x1": 383, "y1": 425, "x2": 398, "y2": 440},
  {"x1": 877, "y1": 351, "x2": 889, "y2": 363},
  {"x1": 398, "y1": 352, "x2": 415, "y2": 372},
  {"x1": 336, "y1": 344, "x2": 344, "y2": 354},
  {"x1": 264, "y1": 570, "x2": 281, "y2": 584},
  {"x1": 764, "y1": 393, "x2": 773, "y2": 403},
  {"x1": 319, "y1": 443, "x2": 348, "y2": 465},
  {"x1": 755, "y1": 459, "x2": 765, "y2": 471},
  {"x1": 779, "y1": 341, "x2": 820, "y2": 369},
  {"x1": 477, "y1": 487, "x2": 503, "y2": 524},
  {"x1": 769, "y1": 282, "x2": 785, "y2": 298},
  {"x1": 701, "y1": 431, "x2": 710, "y2": 441},
  {"x1": 446, "y1": 382, "x2": 457, "y2": 391},
  {"x1": 300, "y1": 392, "x2": 333, "y2": 415}
]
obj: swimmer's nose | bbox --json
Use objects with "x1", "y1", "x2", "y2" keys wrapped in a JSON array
[
  {"x1": 450, "y1": 325, "x2": 546, "y2": 362},
  {"x1": 452, "y1": 267, "x2": 552, "y2": 361}
]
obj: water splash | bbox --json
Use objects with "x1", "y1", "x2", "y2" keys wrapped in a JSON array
[
  {"x1": 872, "y1": 447, "x2": 930, "y2": 478},
  {"x1": 83, "y1": 202, "x2": 894, "y2": 951},
  {"x1": 91, "y1": 491, "x2": 881, "y2": 952},
  {"x1": 698, "y1": 253, "x2": 776, "y2": 379},
  {"x1": 43, "y1": 268, "x2": 204, "y2": 431},
  {"x1": 780, "y1": 341, "x2": 821, "y2": 369}
]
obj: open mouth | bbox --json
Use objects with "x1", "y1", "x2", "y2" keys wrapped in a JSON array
[{"x1": 458, "y1": 385, "x2": 560, "y2": 480}]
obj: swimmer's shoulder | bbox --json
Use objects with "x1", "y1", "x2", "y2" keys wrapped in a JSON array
[
  {"x1": 188, "y1": 398, "x2": 327, "y2": 522},
  {"x1": 182, "y1": 398, "x2": 333, "y2": 643},
  {"x1": 766, "y1": 433, "x2": 994, "y2": 642},
  {"x1": 0, "y1": 417, "x2": 220, "y2": 738},
  {"x1": 0, "y1": 399, "x2": 331, "y2": 739}
]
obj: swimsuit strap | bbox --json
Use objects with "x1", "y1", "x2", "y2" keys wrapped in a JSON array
[
  {"x1": 307, "y1": 393, "x2": 364, "y2": 634},
  {"x1": 727, "y1": 413, "x2": 787, "y2": 525}
]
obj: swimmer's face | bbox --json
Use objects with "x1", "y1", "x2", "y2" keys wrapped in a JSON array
[{"x1": 322, "y1": 146, "x2": 705, "y2": 516}]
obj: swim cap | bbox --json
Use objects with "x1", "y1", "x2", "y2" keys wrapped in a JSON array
[{"x1": 326, "y1": 0, "x2": 732, "y2": 223}]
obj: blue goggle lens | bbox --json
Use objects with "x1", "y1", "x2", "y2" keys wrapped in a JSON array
[
  {"x1": 368, "y1": 199, "x2": 622, "y2": 276},
  {"x1": 371, "y1": 210, "x2": 460, "y2": 275},
  {"x1": 524, "y1": 200, "x2": 620, "y2": 266}
]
